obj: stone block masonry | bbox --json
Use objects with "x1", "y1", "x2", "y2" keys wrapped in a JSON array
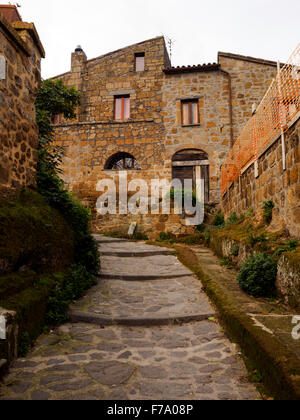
[
  {"x1": 222, "y1": 115, "x2": 300, "y2": 239},
  {"x1": 0, "y1": 9, "x2": 45, "y2": 195},
  {"x1": 52, "y1": 37, "x2": 279, "y2": 235}
]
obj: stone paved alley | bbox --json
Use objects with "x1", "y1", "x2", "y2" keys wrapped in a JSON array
[{"x1": 0, "y1": 237, "x2": 259, "y2": 400}]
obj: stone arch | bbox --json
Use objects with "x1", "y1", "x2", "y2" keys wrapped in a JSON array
[
  {"x1": 172, "y1": 149, "x2": 210, "y2": 202},
  {"x1": 104, "y1": 152, "x2": 141, "y2": 170}
]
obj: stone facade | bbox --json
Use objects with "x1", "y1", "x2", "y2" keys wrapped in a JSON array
[
  {"x1": 52, "y1": 38, "x2": 278, "y2": 234},
  {"x1": 218, "y1": 53, "x2": 278, "y2": 143},
  {"x1": 0, "y1": 8, "x2": 45, "y2": 195},
  {"x1": 222, "y1": 115, "x2": 300, "y2": 239}
]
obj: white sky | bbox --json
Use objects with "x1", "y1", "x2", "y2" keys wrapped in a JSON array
[{"x1": 17, "y1": 0, "x2": 300, "y2": 79}]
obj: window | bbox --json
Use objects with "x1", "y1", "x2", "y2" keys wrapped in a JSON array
[
  {"x1": 115, "y1": 95, "x2": 130, "y2": 120},
  {"x1": 104, "y1": 152, "x2": 140, "y2": 170},
  {"x1": 51, "y1": 114, "x2": 62, "y2": 125},
  {"x1": 181, "y1": 100, "x2": 199, "y2": 125},
  {"x1": 135, "y1": 52, "x2": 145, "y2": 72}
]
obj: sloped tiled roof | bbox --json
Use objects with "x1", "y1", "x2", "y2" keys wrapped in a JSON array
[{"x1": 163, "y1": 63, "x2": 220, "y2": 74}]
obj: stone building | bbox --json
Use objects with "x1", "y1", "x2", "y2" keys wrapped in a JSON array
[
  {"x1": 0, "y1": 5, "x2": 45, "y2": 196},
  {"x1": 52, "y1": 37, "x2": 279, "y2": 234}
]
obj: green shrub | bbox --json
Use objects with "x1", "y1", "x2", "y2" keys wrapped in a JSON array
[
  {"x1": 227, "y1": 212, "x2": 239, "y2": 224},
  {"x1": 37, "y1": 169, "x2": 100, "y2": 275},
  {"x1": 197, "y1": 224, "x2": 205, "y2": 233},
  {"x1": 18, "y1": 332, "x2": 32, "y2": 357},
  {"x1": 213, "y1": 213, "x2": 225, "y2": 226},
  {"x1": 238, "y1": 253, "x2": 277, "y2": 298},
  {"x1": 177, "y1": 233, "x2": 205, "y2": 245},
  {"x1": 249, "y1": 233, "x2": 267, "y2": 248},
  {"x1": 169, "y1": 188, "x2": 199, "y2": 207},
  {"x1": 45, "y1": 265, "x2": 97, "y2": 326},
  {"x1": 221, "y1": 257, "x2": 234, "y2": 269},
  {"x1": 263, "y1": 201, "x2": 275, "y2": 224},
  {"x1": 231, "y1": 245, "x2": 240, "y2": 257},
  {"x1": 157, "y1": 232, "x2": 174, "y2": 243},
  {"x1": 132, "y1": 232, "x2": 149, "y2": 241},
  {"x1": 274, "y1": 239, "x2": 299, "y2": 257}
]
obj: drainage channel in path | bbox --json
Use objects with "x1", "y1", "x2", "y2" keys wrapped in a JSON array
[{"x1": 0, "y1": 237, "x2": 260, "y2": 400}]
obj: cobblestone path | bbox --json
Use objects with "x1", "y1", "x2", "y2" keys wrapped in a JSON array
[{"x1": 0, "y1": 237, "x2": 260, "y2": 400}]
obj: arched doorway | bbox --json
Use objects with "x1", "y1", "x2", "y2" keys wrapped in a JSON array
[
  {"x1": 172, "y1": 149, "x2": 210, "y2": 202},
  {"x1": 104, "y1": 152, "x2": 140, "y2": 170}
]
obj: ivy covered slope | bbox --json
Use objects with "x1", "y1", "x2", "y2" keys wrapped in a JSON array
[{"x1": 0, "y1": 80, "x2": 100, "y2": 357}]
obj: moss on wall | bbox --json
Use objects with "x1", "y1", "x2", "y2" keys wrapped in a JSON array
[
  {"x1": 0, "y1": 189, "x2": 74, "y2": 276},
  {"x1": 0, "y1": 189, "x2": 75, "y2": 359}
]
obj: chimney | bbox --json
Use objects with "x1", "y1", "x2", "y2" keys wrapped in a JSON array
[
  {"x1": 0, "y1": 4, "x2": 22, "y2": 23},
  {"x1": 71, "y1": 45, "x2": 87, "y2": 74}
]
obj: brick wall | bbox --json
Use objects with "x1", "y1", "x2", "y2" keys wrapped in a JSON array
[
  {"x1": 0, "y1": 12, "x2": 44, "y2": 194},
  {"x1": 222, "y1": 115, "x2": 300, "y2": 238}
]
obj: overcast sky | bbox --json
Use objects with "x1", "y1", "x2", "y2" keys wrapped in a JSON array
[{"x1": 18, "y1": 0, "x2": 300, "y2": 79}]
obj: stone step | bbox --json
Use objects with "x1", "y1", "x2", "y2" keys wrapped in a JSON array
[
  {"x1": 98, "y1": 241, "x2": 172, "y2": 258},
  {"x1": 69, "y1": 311, "x2": 215, "y2": 327},
  {"x1": 69, "y1": 277, "x2": 214, "y2": 327},
  {"x1": 100, "y1": 254, "x2": 193, "y2": 280},
  {"x1": 92, "y1": 235, "x2": 127, "y2": 244}
]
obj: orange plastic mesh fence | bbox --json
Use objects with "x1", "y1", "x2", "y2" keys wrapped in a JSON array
[{"x1": 221, "y1": 43, "x2": 300, "y2": 195}]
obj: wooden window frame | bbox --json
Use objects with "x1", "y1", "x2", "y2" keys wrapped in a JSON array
[
  {"x1": 114, "y1": 95, "x2": 130, "y2": 121},
  {"x1": 135, "y1": 52, "x2": 145, "y2": 72},
  {"x1": 181, "y1": 99, "x2": 200, "y2": 126},
  {"x1": 51, "y1": 114, "x2": 62, "y2": 125}
]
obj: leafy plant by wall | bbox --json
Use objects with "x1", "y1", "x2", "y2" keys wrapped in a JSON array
[
  {"x1": 238, "y1": 253, "x2": 277, "y2": 298},
  {"x1": 263, "y1": 201, "x2": 275, "y2": 225}
]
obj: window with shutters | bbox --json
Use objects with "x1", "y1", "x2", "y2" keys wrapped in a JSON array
[
  {"x1": 135, "y1": 52, "x2": 145, "y2": 72},
  {"x1": 181, "y1": 100, "x2": 200, "y2": 126},
  {"x1": 114, "y1": 96, "x2": 130, "y2": 120}
]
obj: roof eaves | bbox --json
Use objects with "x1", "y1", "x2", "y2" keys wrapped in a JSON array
[
  {"x1": 0, "y1": 12, "x2": 31, "y2": 56},
  {"x1": 218, "y1": 51, "x2": 283, "y2": 67},
  {"x1": 163, "y1": 63, "x2": 220, "y2": 74}
]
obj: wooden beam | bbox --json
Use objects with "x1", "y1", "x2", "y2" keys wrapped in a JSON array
[{"x1": 172, "y1": 160, "x2": 209, "y2": 167}]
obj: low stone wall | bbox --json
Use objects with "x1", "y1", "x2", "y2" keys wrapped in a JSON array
[
  {"x1": 92, "y1": 211, "x2": 196, "y2": 240},
  {"x1": 209, "y1": 229, "x2": 300, "y2": 310},
  {"x1": 222, "y1": 116, "x2": 300, "y2": 238},
  {"x1": 0, "y1": 307, "x2": 18, "y2": 377}
]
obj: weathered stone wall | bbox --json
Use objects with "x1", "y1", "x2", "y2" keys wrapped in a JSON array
[
  {"x1": 162, "y1": 70, "x2": 231, "y2": 202},
  {"x1": 219, "y1": 53, "x2": 277, "y2": 142},
  {"x1": 0, "y1": 13, "x2": 44, "y2": 193},
  {"x1": 52, "y1": 40, "x2": 280, "y2": 234},
  {"x1": 53, "y1": 37, "x2": 169, "y2": 209},
  {"x1": 222, "y1": 115, "x2": 300, "y2": 238}
]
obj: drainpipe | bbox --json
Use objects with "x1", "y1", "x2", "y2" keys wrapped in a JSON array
[{"x1": 219, "y1": 69, "x2": 234, "y2": 148}]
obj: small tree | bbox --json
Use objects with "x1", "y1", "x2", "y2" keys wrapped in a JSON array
[
  {"x1": 35, "y1": 79, "x2": 100, "y2": 275},
  {"x1": 36, "y1": 79, "x2": 81, "y2": 177}
]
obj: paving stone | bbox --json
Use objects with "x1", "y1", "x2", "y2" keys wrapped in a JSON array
[
  {"x1": 47, "y1": 359, "x2": 66, "y2": 366},
  {"x1": 97, "y1": 343, "x2": 126, "y2": 352},
  {"x1": 31, "y1": 390, "x2": 51, "y2": 401},
  {"x1": 0, "y1": 240, "x2": 260, "y2": 401},
  {"x1": 118, "y1": 351, "x2": 132, "y2": 360},
  {"x1": 140, "y1": 366, "x2": 168, "y2": 379},
  {"x1": 40, "y1": 375, "x2": 74, "y2": 386},
  {"x1": 48, "y1": 379, "x2": 93, "y2": 392},
  {"x1": 107, "y1": 390, "x2": 129, "y2": 400},
  {"x1": 68, "y1": 355, "x2": 88, "y2": 362},
  {"x1": 84, "y1": 361, "x2": 136, "y2": 386},
  {"x1": 10, "y1": 381, "x2": 32, "y2": 394}
]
